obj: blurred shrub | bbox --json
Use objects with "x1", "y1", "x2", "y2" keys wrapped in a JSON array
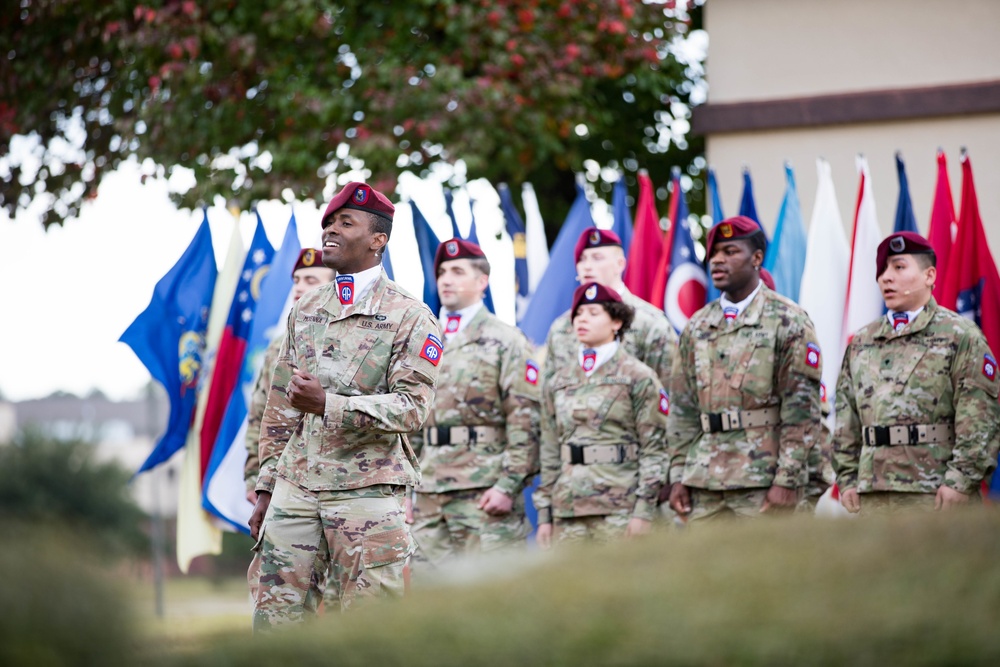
[{"x1": 0, "y1": 427, "x2": 147, "y2": 555}]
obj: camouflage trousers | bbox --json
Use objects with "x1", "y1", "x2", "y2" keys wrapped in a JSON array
[
  {"x1": 553, "y1": 513, "x2": 630, "y2": 544},
  {"x1": 247, "y1": 549, "x2": 336, "y2": 615},
  {"x1": 251, "y1": 478, "x2": 413, "y2": 631},
  {"x1": 411, "y1": 488, "x2": 529, "y2": 567},
  {"x1": 857, "y1": 491, "x2": 944, "y2": 516},
  {"x1": 686, "y1": 487, "x2": 800, "y2": 523}
]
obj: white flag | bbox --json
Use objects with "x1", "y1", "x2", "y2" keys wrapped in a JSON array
[
  {"x1": 842, "y1": 156, "x2": 884, "y2": 350},
  {"x1": 522, "y1": 182, "x2": 550, "y2": 294}
]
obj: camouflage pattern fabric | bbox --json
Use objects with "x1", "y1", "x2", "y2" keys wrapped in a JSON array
[
  {"x1": 252, "y1": 479, "x2": 411, "y2": 631},
  {"x1": 534, "y1": 347, "x2": 668, "y2": 523},
  {"x1": 686, "y1": 488, "x2": 782, "y2": 521},
  {"x1": 553, "y1": 513, "x2": 631, "y2": 545},
  {"x1": 411, "y1": 488, "x2": 529, "y2": 565},
  {"x1": 833, "y1": 298, "x2": 1000, "y2": 496},
  {"x1": 413, "y1": 307, "x2": 540, "y2": 496},
  {"x1": 850, "y1": 491, "x2": 939, "y2": 516},
  {"x1": 541, "y1": 286, "x2": 678, "y2": 391},
  {"x1": 668, "y1": 287, "x2": 823, "y2": 492},
  {"x1": 244, "y1": 334, "x2": 284, "y2": 493},
  {"x1": 802, "y1": 421, "x2": 835, "y2": 507},
  {"x1": 256, "y1": 270, "x2": 441, "y2": 495}
]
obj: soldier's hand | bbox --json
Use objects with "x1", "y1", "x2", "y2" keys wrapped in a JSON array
[
  {"x1": 669, "y1": 484, "x2": 692, "y2": 515},
  {"x1": 478, "y1": 487, "x2": 514, "y2": 515},
  {"x1": 839, "y1": 487, "x2": 861, "y2": 513},
  {"x1": 935, "y1": 485, "x2": 970, "y2": 511},
  {"x1": 760, "y1": 485, "x2": 798, "y2": 513},
  {"x1": 625, "y1": 517, "x2": 652, "y2": 538},
  {"x1": 404, "y1": 496, "x2": 414, "y2": 524},
  {"x1": 657, "y1": 482, "x2": 673, "y2": 506},
  {"x1": 536, "y1": 523, "x2": 553, "y2": 550},
  {"x1": 287, "y1": 369, "x2": 325, "y2": 415},
  {"x1": 249, "y1": 491, "x2": 271, "y2": 541},
  {"x1": 246, "y1": 489, "x2": 258, "y2": 504}
]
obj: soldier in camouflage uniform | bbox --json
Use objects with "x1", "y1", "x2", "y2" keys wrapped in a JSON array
[
  {"x1": 243, "y1": 249, "x2": 333, "y2": 608},
  {"x1": 247, "y1": 182, "x2": 441, "y2": 630},
  {"x1": 534, "y1": 282, "x2": 668, "y2": 547},
  {"x1": 668, "y1": 216, "x2": 823, "y2": 522},
  {"x1": 834, "y1": 231, "x2": 1000, "y2": 515},
  {"x1": 407, "y1": 238, "x2": 540, "y2": 565}
]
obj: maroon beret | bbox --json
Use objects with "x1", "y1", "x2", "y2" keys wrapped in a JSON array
[
  {"x1": 574, "y1": 227, "x2": 623, "y2": 264},
  {"x1": 321, "y1": 182, "x2": 395, "y2": 228},
  {"x1": 292, "y1": 248, "x2": 324, "y2": 276},
  {"x1": 434, "y1": 237, "x2": 488, "y2": 275},
  {"x1": 876, "y1": 231, "x2": 936, "y2": 277},
  {"x1": 759, "y1": 267, "x2": 776, "y2": 290},
  {"x1": 571, "y1": 281, "x2": 624, "y2": 315},
  {"x1": 705, "y1": 216, "x2": 766, "y2": 258}
]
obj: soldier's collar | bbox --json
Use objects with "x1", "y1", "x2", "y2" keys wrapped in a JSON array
[
  {"x1": 876, "y1": 297, "x2": 937, "y2": 339},
  {"x1": 320, "y1": 267, "x2": 387, "y2": 318}
]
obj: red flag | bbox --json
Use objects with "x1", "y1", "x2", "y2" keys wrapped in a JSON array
[
  {"x1": 939, "y1": 151, "x2": 1000, "y2": 358},
  {"x1": 623, "y1": 170, "x2": 665, "y2": 303},
  {"x1": 928, "y1": 150, "x2": 956, "y2": 302},
  {"x1": 650, "y1": 169, "x2": 706, "y2": 331},
  {"x1": 648, "y1": 171, "x2": 680, "y2": 310}
]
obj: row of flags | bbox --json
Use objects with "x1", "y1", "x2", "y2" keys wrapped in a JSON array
[{"x1": 121, "y1": 150, "x2": 1000, "y2": 569}]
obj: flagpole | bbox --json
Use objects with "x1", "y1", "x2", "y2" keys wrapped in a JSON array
[{"x1": 146, "y1": 380, "x2": 165, "y2": 618}]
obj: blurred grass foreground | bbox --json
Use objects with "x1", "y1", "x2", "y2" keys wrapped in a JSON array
[{"x1": 5, "y1": 510, "x2": 1000, "y2": 666}]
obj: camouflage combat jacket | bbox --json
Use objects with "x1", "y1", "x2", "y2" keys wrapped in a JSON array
[
  {"x1": 412, "y1": 307, "x2": 541, "y2": 496},
  {"x1": 244, "y1": 334, "x2": 283, "y2": 493},
  {"x1": 256, "y1": 270, "x2": 442, "y2": 494},
  {"x1": 833, "y1": 298, "x2": 1000, "y2": 495},
  {"x1": 534, "y1": 347, "x2": 668, "y2": 522},
  {"x1": 541, "y1": 286, "x2": 678, "y2": 392},
  {"x1": 668, "y1": 287, "x2": 822, "y2": 490}
]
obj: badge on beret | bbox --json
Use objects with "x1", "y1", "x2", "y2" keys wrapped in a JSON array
[
  {"x1": 805, "y1": 342, "x2": 821, "y2": 369},
  {"x1": 719, "y1": 223, "x2": 733, "y2": 238},
  {"x1": 889, "y1": 235, "x2": 906, "y2": 252},
  {"x1": 984, "y1": 353, "x2": 997, "y2": 381},
  {"x1": 658, "y1": 388, "x2": 670, "y2": 415},
  {"x1": 589, "y1": 230, "x2": 601, "y2": 246},
  {"x1": 420, "y1": 333, "x2": 443, "y2": 366},
  {"x1": 302, "y1": 249, "x2": 316, "y2": 267},
  {"x1": 336, "y1": 275, "x2": 354, "y2": 305},
  {"x1": 525, "y1": 360, "x2": 539, "y2": 385},
  {"x1": 585, "y1": 284, "x2": 598, "y2": 301},
  {"x1": 445, "y1": 240, "x2": 459, "y2": 257},
  {"x1": 353, "y1": 186, "x2": 370, "y2": 205}
]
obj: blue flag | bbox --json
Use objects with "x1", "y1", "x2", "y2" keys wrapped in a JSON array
[
  {"x1": 410, "y1": 201, "x2": 442, "y2": 316},
  {"x1": 610, "y1": 175, "x2": 634, "y2": 258},
  {"x1": 893, "y1": 152, "x2": 919, "y2": 233},
  {"x1": 120, "y1": 211, "x2": 217, "y2": 473},
  {"x1": 739, "y1": 167, "x2": 764, "y2": 234},
  {"x1": 382, "y1": 243, "x2": 395, "y2": 281},
  {"x1": 763, "y1": 164, "x2": 807, "y2": 302},
  {"x1": 706, "y1": 168, "x2": 725, "y2": 303},
  {"x1": 518, "y1": 181, "x2": 595, "y2": 345},
  {"x1": 466, "y1": 196, "x2": 494, "y2": 313},
  {"x1": 499, "y1": 183, "x2": 530, "y2": 311}
]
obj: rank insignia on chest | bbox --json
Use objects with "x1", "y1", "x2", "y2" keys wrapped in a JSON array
[
  {"x1": 336, "y1": 275, "x2": 354, "y2": 305},
  {"x1": 658, "y1": 388, "x2": 670, "y2": 415},
  {"x1": 525, "y1": 359, "x2": 539, "y2": 385},
  {"x1": 420, "y1": 333, "x2": 444, "y2": 366},
  {"x1": 805, "y1": 342, "x2": 821, "y2": 368},
  {"x1": 984, "y1": 353, "x2": 997, "y2": 381}
]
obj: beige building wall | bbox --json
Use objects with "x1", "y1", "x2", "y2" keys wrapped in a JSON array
[{"x1": 702, "y1": 0, "x2": 1000, "y2": 255}]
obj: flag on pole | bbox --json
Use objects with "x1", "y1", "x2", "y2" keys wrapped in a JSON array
[
  {"x1": 842, "y1": 156, "x2": 884, "y2": 349},
  {"x1": 382, "y1": 243, "x2": 395, "y2": 281},
  {"x1": 928, "y1": 150, "x2": 956, "y2": 302},
  {"x1": 519, "y1": 179, "x2": 595, "y2": 345},
  {"x1": 410, "y1": 201, "x2": 443, "y2": 316},
  {"x1": 203, "y1": 214, "x2": 301, "y2": 533},
  {"x1": 738, "y1": 166, "x2": 764, "y2": 231},
  {"x1": 199, "y1": 215, "x2": 274, "y2": 481},
  {"x1": 763, "y1": 163, "x2": 807, "y2": 302},
  {"x1": 499, "y1": 183, "x2": 531, "y2": 320},
  {"x1": 523, "y1": 182, "x2": 550, "y2": 296},
  {"x1": 444, "y1": 189, "x2": 462, "y2": 239},
  {"x1": 176, "y1": 212, "x2": 246, "y2": 571},
  {"x1": 893, "y1": 152, "x2": 919, "y2": 234},
  {"x1": 623, "y1": 170, "x2": 664, "y2": 302},
  {"x1": 464, "y1": 194, "x2": 482, "y2": 246},
  {"x1": 799, "y1": 158, "x2": 850, "y2": 421},
  {"x1": 120, "y1": 211, "x2": 217, "y2": 473},
  {"x1": 652, "y1": 168, "x2": 707, "y2": 331},
  {"x1": 705, "y1": 168, "x2": 725, "y2": 303},
  {"x1": 610, "y1": 174, "x2": 634, "y2": 258},
  {"x1": 939, "y1": 150, "x2": 1000, "y2": 358}
]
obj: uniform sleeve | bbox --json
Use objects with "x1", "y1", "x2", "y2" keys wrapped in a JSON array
[
  {"x1": 772, "y1": 315, "x2": 823, "y2": 489},
  {"x1": 243, "y1": 337, "x2": 281, "y2": 493},
  {"x1": 256, "y1": 313, "x2": 304, "y2": 494},
  {"x1": 945, "y1": 328, "x2": 1000, "y2": 493},
  {"x1": 531, "y1": 380, "x2": 560, "y2": 525},
  {"x1": 540, "y1": 326, "x2": 559, "y2": 392},
  {"x1": 666, "y1": 329, "x2": 701, "y2": 484},
  {"x1": 832, "y1": 347, "x2": 862, "y2": 491},
  {"x1": 641, "y1": 315, "x2": 679, "y2": 392},
  {"x1": 631, "y1": 374, "x2": 668, "y2": 521},
  {"x1": 492, "y1": 337, "x2": 541, "y2": 497},
  {"x1": 323, "y1": 306, "x2": 442, "y2": 434}
]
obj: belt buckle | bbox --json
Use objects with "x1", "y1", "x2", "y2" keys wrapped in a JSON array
[
  {"x1": 707, "y1": 413, "x2": 723, "y2": 433},
  {"x1": 907, "y1": 424, "x2": 920, "y2": 445},
  {"x1": 873, "y1": 425, "x2": 889, "y2": 446},
  {"x1": 569, "y1": 445, "x2": 585, "y2": 465},
  {"x1": 435, "y1": 426, "x2": 450, "y2": 446}
]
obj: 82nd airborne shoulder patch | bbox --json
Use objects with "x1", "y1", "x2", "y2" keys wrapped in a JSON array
[
  {"x1": 420, "y1": 333, "x2": 444, "y2": 366},
  {"x1": 984, "y1": 353, "x2": 997, "y2": 381},
  {"x1": 805, "y1": 342, "x2": 821, "y2": 369},
  {"x1": 525, "y1": 359, "x2": 539, "y2": 385},
  {"x1": 658, "y1": 388, "x2": 670, "y2": 415}
]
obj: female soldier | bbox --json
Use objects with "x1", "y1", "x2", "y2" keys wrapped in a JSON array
[{"x1": 534, "y1": 282, "x2": 669, "y2": 547}]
